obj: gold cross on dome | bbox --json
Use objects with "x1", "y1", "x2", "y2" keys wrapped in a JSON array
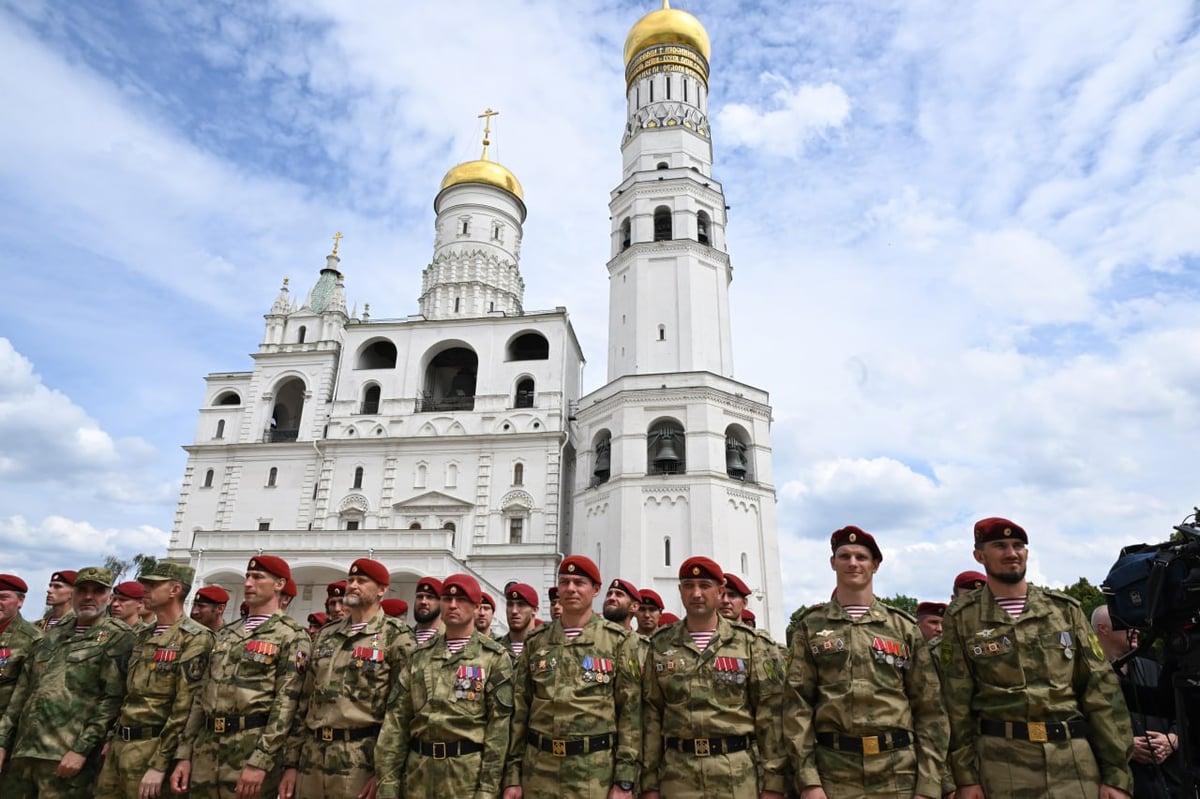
[
  {"x1": 478, "y1": 107, "x2": 499, "y2": 159},
  {"x1": 331, "y1": 231, "x2": 343, "y2": 255}
]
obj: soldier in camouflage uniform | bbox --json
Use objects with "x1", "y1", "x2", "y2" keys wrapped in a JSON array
[
  {"x1": 786, "y1": 526, "x2": 948, "y2": 799},
  {"x1": 940, "y1": 517, "x2": 1134, "y2": 799},
  {"x1": 0, "y1": 566, "x2": 135, "y2": 798},
  {"x1": 170, "y1": 555, "x2": 310, "y2": 799},
  {"x1": 96, "y1": 562, "x2": 214, "y2": 799},
  {"x1": 636, "y1": 589, "x2": 664, "y2": 637},
  {"x1": 376, "y1": 573, "x2": 514, "y2": 799},
  {"x1": 503, "y1": 556, "x2": 642, "y2": 799},
  {"x1": 643, "y1": 557, "x2": 787, "y2": 799},
  {"x1": 36, "y1": 570, "x2": 76, "y2": 632},
  {"x1": 0, "y1": 574, "x2": 42, "y2": 796},
  {"x1": 281, "y1": 558, "x2": 414, "y2": 798},
  {"x1": 496, "y1": 583, "x2": 539, "y2": 659}
]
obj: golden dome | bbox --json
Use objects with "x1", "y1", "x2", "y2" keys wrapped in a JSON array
[
  {"x1": 623, "y1": 1, "x2": 711, "y2": 65},
  {"x1": 439, "y1": 158, "x2": 524, "y2": 201}
]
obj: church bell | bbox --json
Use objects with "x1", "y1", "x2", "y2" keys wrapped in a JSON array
[
  {"x1": 652, "y1": 428, "x2": 681, "y2": 470},
  {"x1": 726, "y1": 437, "x2": 747, "y2": 479}
]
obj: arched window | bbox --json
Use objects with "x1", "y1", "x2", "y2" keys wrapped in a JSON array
[
  {"x1": 353, "y1": 466, "x2": 364, "y2": 490},
  {"x1": 741, "y1": 552, "x2": 749, "y2": 573},
  {"x1": 725, "y1": 424, "x2": 754, "y2": 482},
  {"x1": 664, "y1": 536, "x2": 671, "y2": 566},
  {"x1": 653, "y1": 206, "x2": 672, "y2": 242},
  {"x1": 409, "y1": 522, "x2": 422, "y2": 530},
  {"x1": 361, "y1": 385, "x2": 381, "y2": 415},
  {"x1": 420, "y1": 345, "x2": 478, "y2": 412},
  {"x1": 656, "y1": 161, "x2": 669, "y2": 170},
  {"x1": 443, "y1": 521, "x2": 456, "y2": 532},
  {"x1": 658, "y1": 325, "x2": 666, "y2": 341},
  {"x1": 214, "y1": 391, "x2": 241, "y2": 406},
  {"x1": 591, "y1": 429, "x2": 612, "y2": 486},
  {"x1": 620, "y1": 218, "x2": 632, "y2": 250},
  {"x1": 215, "y1": 419, "x2": 225, "y2": 439},
  {"x1": 297, "y1": 325, "x2": 306, "y2": 344},
  {"x1": 267, "y1": 467, "x2": 277, "y2": 487},
  {"x1": 514, "y1": 378, "x2": 535, "y2": 408},
  {"x1": 269, "y1": 377, "x2": 306, "y2": 442},
  {"x1": 509, "y1": 517, "x2": 524, "y2": 544},
  {"x1": 415, "y1": 463, "x2": 427, "y2": 488},
  {"x1": 647, "y1": 418, "x2": 686, "y2": 475},
  {"x1": 697, "y1": 211, "x2": 711, "y2": 246},
  {"x1": 513, "y1": 463, "x2": 524, "y2": 486},
  {"x1": 357, "y1": 340, "x2": 397, "y2": 370},
  {"x1": 507, "y1": 333, "x2": 550, "y2": 361},
  {"x1": 203, "y1": 469, "x2": 214, "y2": 488}
]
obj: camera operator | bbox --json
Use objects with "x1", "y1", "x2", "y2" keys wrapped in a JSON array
[{"x1": 1092, "y1": 605, "x2": 1184, "y2": 798}]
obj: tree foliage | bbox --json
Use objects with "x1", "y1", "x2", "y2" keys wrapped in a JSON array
[
  {"x1": 102, "y1": 553, "x2": 161, "y2": 583},
  {"x1": 1059, "y1": 576, "x2": 1105, "y2": 616},
  {"x1": 879, "y1": 594, "x2": 919, "y2": 616}
]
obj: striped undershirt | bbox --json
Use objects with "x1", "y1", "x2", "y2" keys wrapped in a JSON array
[
  {"x1": 73, "y1": 626, "x2": 87, "y2": 634},
  {"x1": 689, "y1": 629, "x2": 717, "y2": 650},
  {"x1": 446, "y1": 636, "x2": 470, "y2": 654},
  {"x1": 153, "y1": 623, "x2": 172, "y2": 637},
  {"x1": 415, "y1": 627, "x2": 437, "y2": 645},
  {"x1": 47, "y1": 617, "x2": 63, "y2": 627},
  {"x1": 563, "y1": 627, "x2": 584, "y2": 639},
  {"x1": 348, "y1": 621, "x2": 368, "y2": 635},
  {"x1": 510, "y1": 641, "x2": 525, "y2": 656},
  {"x1": 995, "y1": 596, "x2": 1027, "y2": 618},
  {"x1": 243, "y1": 614, "x2": 272, "y2": 633},
  {"x1": 842, "y1": 604, "x2": 870, "y2": 620}
]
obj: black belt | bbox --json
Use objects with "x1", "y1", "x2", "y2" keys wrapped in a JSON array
[
  {"x1": 527, "y1": 730, "x2": 614, "y2": 756},
  {"x1": 117, "y1": 724, "x2": 164, "y2": 742},
  {"x1": 816, "y1": 730, "x2": 912, "y2": 755},
  {"x1": 410, "y1": 739, "x2": 485, "y2": 759},
  {"x1": 312, "y1": 724, "x2": 381, "y2": 743},
  {"x1": 664, "y1": 734, "x2": 753, "y2": 756},
  {"x1": 979, "y1": 718, "x2": 1087, "y2": 742},
  {"x1": 204, "y1": 713, "x2": 270, "y2": 734}
]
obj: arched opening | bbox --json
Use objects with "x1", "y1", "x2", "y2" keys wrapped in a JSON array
[
  {"x1": 741, "y1": 552, "x2": 749, "y2": 574},
  {"x1": 415, "y1": 463, "x2": 427, "y2": 488},
  {"x1": 724, "y1": 424, "x2": 754, "y2": 482},
  {"x1": 653, "y1": 206, "x2": 672, "y2": 242},
  {"x1": 353, "y1": 466, "x2": 364, "y2": 490},
  {"x1": 647, "y1": 418, "x2": 686, "y2": 475},
  {"x1": 267, "y1": 467, "x2": 277, "y2": 487},
  {"x1": 361, "y1": 384, "x2": 381, "y2": 415},
  {"x1": 420, "y1": 346, "x2": 478, "y2": 412},
  {"x1": 591, "y1": 429, "x2": 612, "y2": 486},
  {"x1": 656, "y1": 161, "x2": 669, "y2": 170},
  {"x1": 203, "y1": 469, "x2": 215, "y2": 488},
  {"x1": 509, "y1": 517, "x2": 524, "y2": 544},
  {"x1": 664, "y1": 536, "x2": 671, "y2": 566},
  {"x1": 356, "y1": 339, "x2": 398, "y2": 370},
  {"x1": 409, "y1": 522, "x2": 422, "y2": 530},
  {"x1": 513, "y1": 463, "x2": 524, "y2": 486},
  {"x1": 697, "y1": 211, "x2": 711, "y2": 246},
  {"x1": 215, "y1": 419, "x2": 225, "y2": 439},
  {"x1": 507, "y1": 332, "x2": 550, "y2": 361},
  {"x1": 446, "y1": 462, "x2": 458, "y2": 488},
  {"x1": 620, "y1": 217, "x2": 632, "y2": 250},
  {"x1": 514, "y1": 377, "x2": 535, "y2": 408},
  {"x1": 213, "y1": 391, "x2": 241, "y2": 406},
  {"x1": 269, "y1": 378, "x2": 306, "y2": 442},
  {"x1": 297, "y1": 325, "x2": 307, "y2": 344},
  {"x1": 443, "y1": 521, "x2": 456, "y2": 532}
]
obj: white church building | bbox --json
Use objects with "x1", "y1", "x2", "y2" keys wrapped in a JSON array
[{"x1": 166, "y1": 1, "x2": 785, "y2": 634}]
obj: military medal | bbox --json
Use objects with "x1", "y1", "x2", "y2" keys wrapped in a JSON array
[
  {"x1": 582, "y1": 656, "x2": 594, "y2": 682},
  {"x1": 735, "y1": 658, "x2": 746, "y2": 684},
  {"x1": 0, "y1": 646, "x2": 10, "y2": 676},
  {"x1": 1060, "y1": 631, "x2": 1073, "y2": 659},
  {"x1": 455, "y1": 664, "x2": 468, "y2": 698}
]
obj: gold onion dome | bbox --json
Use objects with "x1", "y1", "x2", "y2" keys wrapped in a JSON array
[
  {"x1": 439, "y1": 159, "x2": 524, "y2": 201},
  {"x1": 623, "y1": 0, "x2": 711, "y2": 65}
]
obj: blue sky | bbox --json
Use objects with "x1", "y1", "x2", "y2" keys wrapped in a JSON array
[{"x1": 1, "y1": 0, "x2": 1199, "y2": 618}]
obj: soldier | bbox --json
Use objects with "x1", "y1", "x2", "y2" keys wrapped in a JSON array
[
  {"x1": 643, "y1": 556, "x2": 787, "y2": 799},
  {"x1": 36, "y1": 569, "x2": 76, "y2": 631},
  {"x1": 719, "y1": 572, "x2": 753, "y2": 623},
  {"x1": 191, "y1": 586, "x2": 229, "y2": 633},
  {"x1": 380, "y1": 599, "x2": 408, "y2": 622},
  {"x1": 477, "y1": 592, "x2": 497, "y2": 635},
  {"x1": 0, "y1": 575, "x2": 42, "y2": 716},
  {"x1": 305, "y1": 612, "x2": 327, "y2": 638},
  {"x1": 951, "y1": 571, "x2": 986, "y2": 600},
  {"x1": 282, "y1": 558, "x2": 414, "y2": 799},
  {"x1": 281, "y1": 578, "x2": 298, "y2": 613},
  {"x1": 603, "y1": 579, "x2": 640, "y2": 632},
  {"x1": 170, "y1": 555, "x2": 311, "y2": 799},
  {"x1": 325, "y1": 581, "x2": 347, "y2": 623},
  {"x1": 547, "y1": 586, "x2": 562, "y2": 621},
  {"x1": 503, "y1": 555, "x2": 642, "y2": 799},
  {"x1": 786, "y1": 526, "x2": 948, "y2": 799},
  {"x1": 111, "y1": 580, "x2": 147, "y2": 629},
  {"x1": 413, "y1": 577, "x2": 444, "y2": 645},
  {"x1": 939, "y1": 517, "x2": 1134, "y2": 799},
  {"x1": 0, "y1": 566, "x2": 134, "y2": 797},
  {"x1": 914, "y1": 602, "x2": 946, "y2": 643},
  {"x1": 376, "y1": 573, "x2": 514, "y2": 799},
  {"x1": 740, "y1": 608, "x2": 757, "y2": 628},
  {"x1": 496, "y1": 583, "x2": 539, "y2": 658},
  {"x1": 658, "y1": 612, "x2": 681, "y2": 627},
  {"x1": 96, "y1": 563, "x2": 214, "y2": 799},
  {"x1": 636, "y1": 589, "x2": 664, "y2": 637}
]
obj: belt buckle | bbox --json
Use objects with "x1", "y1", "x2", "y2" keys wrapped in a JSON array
[
  {"x1": 321, "y1": 727, "x2": 334, "y2": 743},
  {"x1": 212, "y1": 717, "x2": 226, "y2": 734},
  {"x1": 432, "y1": 741, "x2": 447, "y2": 760},
  {"x1": 551, "y1": 739, "x2": 567, "y2": 757},
  {"x1": 694, "y1": 738, "x2": 711, "y2": 757},
  {"x1": 120, "y1": 726, "x2": 132, "y2": 742},
  {"x1": 862, "y1": 736, "x2": 881, "y2": 756},
  {"x1": 1028, "y1": 722, "x2": 1049, "y2": 743}
]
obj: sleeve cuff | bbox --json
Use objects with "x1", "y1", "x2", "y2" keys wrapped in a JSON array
[{"x1": 247, "y1": 749, "x2": 276, "y2": 772}]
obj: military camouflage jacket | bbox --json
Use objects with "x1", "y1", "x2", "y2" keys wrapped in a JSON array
[
  {"x1": 787, "y1": 599, "x2": 948, "y2": 798},
  {"x1": 643, "y1": 615, "x2": 788, "y2": 793},
  {"x1": 0, "y1": 615, "x2": 43, "y2": 716},
  {"x1": 940, "y1": 584, "x2": 1134, "y2": 792},
  {"x1": 504, "y1": 613, "x2": 643, "y2": 787},
  {"x1": 376, "y1": 630, "x2": 514, "y2": 799},
  {"x1": 35, "y1": 609, "x2": 74, "y2": 632},
  {"x1": 114, "y1": 615, "x2": 215, "y2": 771},
  {"x1": 286, "y1": 610, "x2": 414, "y2": 766},
  {"x1": 177, "y1": 611, "x2": 310, "y2": 773},
  {"x1": 0, "y1": 616, "x2": 133, "y2": 760}
]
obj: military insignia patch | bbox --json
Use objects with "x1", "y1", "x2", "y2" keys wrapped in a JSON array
[
  {"x1": 184, "y1": 653, "x2": 208, "y2": 682},
  {"x1": 295, "y1": 650, "x2": 308, "y2": 675}
]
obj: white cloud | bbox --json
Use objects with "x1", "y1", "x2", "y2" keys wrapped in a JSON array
[{"x1": 718, "y1": 77, "x2": 851, "y2": 157}]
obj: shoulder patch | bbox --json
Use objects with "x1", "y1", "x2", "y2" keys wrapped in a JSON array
[
  {"x1": 277, "y1": 614, "x2": 309, "y2": 634},
  {"x1": 598, "y1": 618, "x2": 630, "y2": 637},
  {"x1": 943, "y1": 591, "x2": 980, "y2": 617},
  {"x1": 884, "y1": 604, "x2": 918, "y2": 625},
  {"x1": 1044, "y1": 588, "x2": 1082, "y2": 607},
  {"x1": 477, "y1": 635, "x2": 506, "y2": 654},
  {"x1": 650, "y1": 623, "x2": 676, "y2": 639},
  {"x1": 178, "y1": 617, "x2": 208, "y2": 636}
]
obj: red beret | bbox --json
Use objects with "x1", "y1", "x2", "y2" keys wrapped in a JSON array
[
  {"x1": 282, "y1": 578, "x2": 297, "y2": 598},
  {"x1": 380, "y1": 598, "x2": 408, "y2": 617},
  {"x1": 247, "y1": 555, "x2": 291, "y2": 580},
  {"x1": 740, "y1": 608, "x2": 756, "y2": 627},
  {"x1": 326, "y1": 580, "x2": 347, "y2": 598},
  {"x1": 639, "y1": 589, "x2": 664, "y2": 610},
  {"x1": 307, "y1": 611, "x2": 328, "y2": 626},
  {"x1": 441, "y1": 573, "x2": 482, "y2": 605},
  {"x1": 239, "y1": 601, "x2": 250, "y2": 616},
  {"x1": 195, "y1": 586, "x2": 230, "y2": 605},
  {"x1": 679, "y1": 556, "x2": 724, "y2": 583},
  {"x1": 51, "y1": 570, "x2": 78, "y2": 586},
  {"x1": 953, "y1": 570, "x2": 988, "y2": 592},
  {"x1": 415, "y1": 577, "x2": 442, "y2": 597},
  {"x1": 974, "y1": 517, "x2": 1028, "y2": 545},
  {"x1": 658, "y1": 612, "x2": 681, "y2": 625},
  {"x1": 830, "y1": 525, "x2": 883, "y2": 562},
  {"x1": 480, "y1": 592, "x2": 496, "y2": 609},
  {"x1": 559, "y1": 556, "x2": 601, "y2": 585},
  {"x1": 506, "y1": 583, "x2": 539, "y2": 609},
  {"x1": 547, "y1": 586, "x2": 559, "y2": 601},
  {"x1": 916, "y1": 601, "x2": 948, "y2": 618},
  {"x1": 607, "y1": 578, "x2": 640, "y2": 601},
  {"x1": 349, "y1": 558, "x2": 390, "y2": 586},
  {"x1": 0, "y1": 574, "x2": 29, "y2": 593},
  {"x1": 723, "y1": 572, "x2": 752, "y2": 598},
  {"x1": 114, "y1": 581, "x2": 145, "y2": 600},
  {"x1": 533, "y1": 618, "x2": 544, "y2": 627}
]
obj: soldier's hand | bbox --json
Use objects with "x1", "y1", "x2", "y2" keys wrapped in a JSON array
[
  {"x1": 139, "y1": 767, "x2": 166, "y2": 799},
  {"x1": 640, "y1": 791, "x2": 661, "y2": 799},
  {"x1": 358, "y1": 775, "x2": 379, "y2": 799},
  {"x1": 236, "y1": 764, "x2": 267, "y2": 798},
  {"x1": 1098, "y1": 786, "x2": 1131, "y2": 799},
  {"x1": 1131, "y1": 734, "x2": 1154, "y2": 764},
  {"x1": 56, "y1": 751, "x2": 86, "y2": 778},
  {"x1": 278, "y1": 768, "x2": 298, "y2": 799},
  {"x1": 502, "y1": 787, "x2": 523, "y2": 799},
  {"x1": 956, "y1": 786, "x2": 985, "y2": 799},
  {"x1": 169, "y1": 760, "x2": 191, "y2": 794},
  {"x1": 799, "y1": 788, "x2": 828, "y2": 799}
]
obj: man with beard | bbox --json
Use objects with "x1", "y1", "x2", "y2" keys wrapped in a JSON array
[
  {"x1": 36, "y1": 570, "x2": 76, "y2": 631},
  {"x1": 325, "y1": 581, "x2": 347, "y2": 623},
  {"x1": 0, "y1": 566, "x2": 134, "y2": 797},
  {"x1": 603, "y1": 579, "x2": 640, "y2": 632},
  {"x1": 413, "y1": 578, "x2": 444, "y2": 645},
  {"x1": 111, "y1": 581, "x2": 147, "y2": 630},
  {"x1": 476, "y1": 593, "x2": 497, "y2": 636},
  {"x1": 282, "y1": 558, "x2": 414, "y2": 799},
  {"x1": 636, "y1": 589, "x2": 664, "y2": 637},
  {"x1": 190, "y1": 586, "x2": 229, "y2": 633},
  {"x1": 940, "y1": 517, "x2": 1134, "y2": 799},
  {"x1": 496, "y1": 583, "x2": 538, "y2": 658}
]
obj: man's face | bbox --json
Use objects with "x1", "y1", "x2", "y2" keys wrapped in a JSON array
[
  {"x1": 678, "y1": 577, "x2": 721, "y2": 619},
  {"x1": 441, "y1": 595, "x2": 475, "y2": 630},
  {"x1": 73, "y1": 582, "x2": 112, "y2": 622},
  {"x1": 557, "y1": 575, "x2": 598, "y2": 614},
  {"x1": 413, "y1": 590, "x2": 441, "y2": 625},
  {"x1": 506, "y1": 599, "x2": 536, "y2": 633},
  {"x1": 635, "y1": 604, "x2": 661, "y2": 635},
  {"x1": 46, "y1": 579, "x2": 72, "y2": 608},
  {"x1": 141, "y1": 581, "x2": 175, "y2": 612},
  {"x1": 549, "y1": 598, "x2": 563, "y2": 620},
  {"x1": 830, "y1": 544, "x2": 879, "y2": 589},
  {"x1": 345, "y1": 574, "x2": 383, "y2": 609},
  {"x1": 602, "y1": 588, "x2": 637, "y2": 624},
  {"x1": 719, "y1": 590, "x2": 747, "y2": 621},
  {"x1": 244, "y1": 569, "x2": 283, "y2": 610},
  {"x1": 325, "y1": 596, "x2": 346, "y2": 621},
  {"x1": 190, "y1": 600, "x2": 225, "y2": 629},
  {"x1": 0, "y1": 589, "x2": 25, "y2": 625},
  {"x1": 917, "y1": 614, "x2": 943, "y2": 641},
  {"x1": 110, "y1": 592, "x2": 143, "y2": 624},
  {"x1": 475, "y1": 602, "x2": 495, "y2": 633},
  {"x1": 974, "y1": 539, "x2": 1028, "y2": 585}
]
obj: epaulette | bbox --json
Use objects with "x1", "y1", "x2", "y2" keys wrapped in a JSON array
[
  {"x1": 477, "y1": 634, "x2": 507, "y2": 654},
  {"x1": 277, "y1": 614, "x2": 308, "y2": 634},
  {"x1": 524, "y1": 623, "x2": 551, "y2": 644},
  {"x1": 597, "y1": 618, "x2": 630, "y2": 638},
  {"x1": 755, "y1": 628, "x2": 777, "y2": 646},
  {"x1": 1043, "y1": 587, "x2": 1082, "y2": 607},
  {"x1": 109, "y1": 617, "x2": 134, "y2": 632},
  {"x1": 882, "y1": 604, "x2": 918, "y2": 625},
  {"x1": 650, "y1": 622, "x2": 677, "y2": 639},
  {"x1": 177, "y1": 616, "x2": 209, "y2": 637},
  {"x1": 790, "y1": 603, "x2": 821, "y2": 624},
  {"x1": 944, "y1": 590, "x2": 982, "y2": 616}
]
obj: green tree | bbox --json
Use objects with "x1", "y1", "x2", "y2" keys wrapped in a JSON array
[
  {"x1": 101, "y1": 553, "x2": 161, "y2": 583},
  {"x1": 879, "y1": 594, "x2": 919, "y2": 616},
  {"x1": 1060, "y1": 576, "x2": 1105, "y2": 616}
]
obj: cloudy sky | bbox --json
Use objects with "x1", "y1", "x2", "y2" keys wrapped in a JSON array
[{"x1": 1, "y1": 0, "x2": 1198, "y2": 620}]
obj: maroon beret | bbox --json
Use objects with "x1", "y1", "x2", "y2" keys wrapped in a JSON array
[
  {"x1": 326, "y1": 580, "x2": 347, "y2": 598},
  {"x1": 415, "y1": 577, "x2": 442, "y2": 597},
  {"x1": 441, "y1": 573, "x2": 482, "y2": 605},
  {"x1": 830, "y1": 525, "x2": 883, "y2": 562},
  {"x1": 559, "y1": 555, "x2": 601, "y2": 585},
  {"x1": 953, "y1": 570, "x2": 988, "y2": 592},
  {"x1": 247, "y1": 555, "x2": 291, "y2": 580},
  {"x1": 194, "y1": 586, "x2": 230, "y2": 605},
  {"x1": 0, "y1": 574, "x2": 29, "y2": 593},
  {"x1": 282, "y1": 578, "x2": 297, "y2": 598},
  {"x1": 679, "y1": 556, "x2": 724, "y2": 583},
  {"x1": 740, "y1": 608, "x2": 757, "y2": 626},
  {"x1": 480, "y1": 592, "x2": 496, "y2": 610},
  {"x1": 916, "y1": 601, "x2": 948, "y2": 618},
  {"x1": 639, "y1": 589, "x2": 664, "y2": 610},
  {"x1": 113, "y1": 581, "x2": 145, "y2": 600},
  {"x1": 506, "y1": 583, "x2": 539, "y2": 609},
  {"x1": 607, "y1": 578, "x2": 640, "y2": 601},
  {"x1": 51, "y1": 570, "x2": 78, "y2": 586},
  {"x1": 547, "y1": 586, "x2": 560, "y2": 601},
  {"x1": 349, "y1": 558, "x2": 390, "y2": 586},
  {"x1": 239, "y1": 601, "x2": 250, "y2": 616},
  {"x1": 723, "y1": 572, "x2": 752, "y2": 598},
  {"x1": 380, "y1": 598, "x2": 408, "y2": 617},
  {"x1": 974, "y1": 517, "x2": 1028, "y2": 545},
  {"x1": 307, "y1": 611, "x2": 328, "y2": 626},
  {"x1": 658, "y1": 612, "x2": 681, "y2": 625}
]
